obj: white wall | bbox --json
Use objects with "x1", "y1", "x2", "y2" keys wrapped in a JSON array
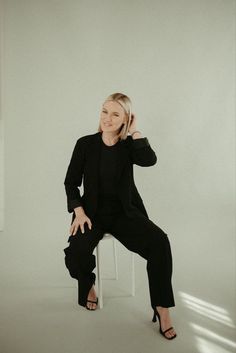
[
  {"x1": 0, "y1": 0, "x2": 235, "y2": 318},
  {"x1": 0, "y1": 1, "x2": 4, "y2": 231}
]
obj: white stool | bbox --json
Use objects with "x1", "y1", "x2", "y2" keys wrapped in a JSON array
[{"x1": 95, "y1": 232, "x2": 135, "y2": 309}]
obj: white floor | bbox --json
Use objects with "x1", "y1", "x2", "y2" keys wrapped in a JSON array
[
  {"x1": 0, "y1": 203, "x2": 235, "y2": 353},
  {"x1": 0, "y1": 254, "x2": 235, "y2": 353}
]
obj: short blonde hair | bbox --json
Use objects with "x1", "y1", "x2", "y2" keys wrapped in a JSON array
[{"x1": 98, "y1": 92, "x2": 132, "y2": 140}]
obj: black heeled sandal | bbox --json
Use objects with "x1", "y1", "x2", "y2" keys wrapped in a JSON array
[
  {"x1": 152, "y1": 307, "x2": 177, "y2": 340},
  {"x1": 85, "y1": 276, "x2": 98, "y2": 310},
  {"x1": 86, "y1": 297, "x2": 98, "y2": 310}
]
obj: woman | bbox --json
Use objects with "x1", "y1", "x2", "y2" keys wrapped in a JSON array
[{"x1": 63, "y1": 92, "x2": 177, "y2": 340}]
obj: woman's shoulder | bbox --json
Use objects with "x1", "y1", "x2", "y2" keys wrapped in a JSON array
[
  {"x1": 76, "y1": 132, "x2": 100, "y2": 144},
  {"x1": 120, "y1": 134, "x2": 132, "y2": 145}
]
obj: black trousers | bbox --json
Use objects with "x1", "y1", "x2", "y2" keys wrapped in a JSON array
[{"x1": 63, "y1": 203, "x2": 175, "y2": 310}]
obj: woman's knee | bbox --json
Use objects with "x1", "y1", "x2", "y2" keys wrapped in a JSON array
[
  {"x1": 67, "y1": 232, "x2": 95, "y2": 254},
  {"x1": 151, "y1": 229, "x2": 170, "y2": 247}
]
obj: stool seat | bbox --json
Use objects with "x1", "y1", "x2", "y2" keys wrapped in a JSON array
[{"x1": 95, "y1": 232, "x2": 135, "y2": 309}]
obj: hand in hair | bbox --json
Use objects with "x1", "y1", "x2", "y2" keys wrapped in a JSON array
[{"x1": 128, "y1": 113, "x2": 138, "y2": 135}]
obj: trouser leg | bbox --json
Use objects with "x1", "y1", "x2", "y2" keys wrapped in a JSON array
[
  {"x1": 63, "y1": 221, "x2": 105, "y2": 307},
  {"x1": 146, "y1": 231, "x2": 175, "y2": 308},
  {"x1": 110, "y1": 213, "x2": 176, "y2": 309}
]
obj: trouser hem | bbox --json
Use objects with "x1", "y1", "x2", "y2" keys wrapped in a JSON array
[{"x1": 77, "y1": 272, "x2": 96, "y2": 307}]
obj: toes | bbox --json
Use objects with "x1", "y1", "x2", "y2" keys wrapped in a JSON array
[
  {"x1": 87, "y1": 300, "x2": 97, "y2": 310},
  {"x1": 163, "y1": 328, "x2": 176, "y2": 338},
  {"x1": 167, "y1": 329, "x2": 176, "y2": 338}
]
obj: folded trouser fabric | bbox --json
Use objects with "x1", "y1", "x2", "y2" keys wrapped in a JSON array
[{"x1": 63, "y1": 201, "x2": 175, "y2": 309}]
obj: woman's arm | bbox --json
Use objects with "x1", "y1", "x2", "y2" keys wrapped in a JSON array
[
  {"x1": 127, "y1": 114, "x2": 157, "y2": 166},
  {"x1": 127, "y1": 134, "x2": 157, "y2": 167},
  {"x1": 64, "y1": 137, "x2": 85, "y2": 213}
]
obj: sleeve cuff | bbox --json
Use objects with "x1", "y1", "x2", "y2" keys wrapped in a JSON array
[
  {"x1": 131, "y1": 137, "x2": 150, "y2": 149},
  {"x1": 68, "y1": 199, "x2": 83, "y2": 213}
]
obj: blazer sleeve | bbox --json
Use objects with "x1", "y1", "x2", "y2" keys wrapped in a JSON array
[
  {"x1": 64, "y1": 137, "x2": 85, "y2": 213},
  {"x1": 128, "y1": 136, "x2": 157, "y2": 166}
]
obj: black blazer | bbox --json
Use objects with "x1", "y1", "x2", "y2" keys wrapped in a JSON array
[{"x1": 64, "y1": 131, "x2": 157, "y2": 222}]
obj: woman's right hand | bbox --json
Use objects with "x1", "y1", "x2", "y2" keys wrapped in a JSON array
[{"x1": 70, "y1": 209, "x2": 92, "y2": 235}]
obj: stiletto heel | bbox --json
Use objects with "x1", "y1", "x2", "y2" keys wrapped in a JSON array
[
  {"x1": 152, "y1": 307, "x2": 177, "y2": 340},
  {"x1": 152, "y1": 310, "x2": 157, "y2": 322}
]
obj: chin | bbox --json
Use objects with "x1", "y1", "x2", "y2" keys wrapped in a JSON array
[{"x1": 103, "y1": 127, "x2": 115, "y2": 131}]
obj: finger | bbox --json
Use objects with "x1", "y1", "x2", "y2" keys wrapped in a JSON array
[
  {"x1": 72, "y1": 227, "x2": 77, "y2": 236},
  {"x1": 81, "y1": 224, "x2": 84, "y2": 234},
  {"x1": 88, "y1": 219, "x2": 92, "y2": 230}
]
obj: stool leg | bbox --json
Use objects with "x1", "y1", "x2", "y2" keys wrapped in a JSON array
[
  {"x1": 113, "y1": 237, "x2": 118, "y2": 280},
  {"x1": 131, "y1": 253, "x2": 135, "y2": 296},
  {"x1": 96, "y1": 244, "x2": 103, "y2": 309}
]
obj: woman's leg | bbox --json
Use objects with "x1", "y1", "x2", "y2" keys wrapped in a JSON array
[
  {"x1": 110, "y1": 213, "x2": 175, "y2": 309},
  {"x1": 110, "y1": 212, "x2": 177, "y2": 338},
  {"x1": 63, "y1": 221, "x2": 105, "y2": 307}
]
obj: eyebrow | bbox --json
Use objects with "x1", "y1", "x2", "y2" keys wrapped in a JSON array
[{"x1": 102, "y1": 107, "x2": 120, "y2": 114}]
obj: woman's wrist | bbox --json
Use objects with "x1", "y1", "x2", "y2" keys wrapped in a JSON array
[
  {"x1": 74, "y1": 206, "x2": 85, "y2": 216},
  {"x1": 131, "y1": 130, "x2": 142, "y2": 139}
]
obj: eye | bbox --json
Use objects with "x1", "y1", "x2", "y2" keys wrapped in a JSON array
[{"x1": 102, "y1": 110, "x2": 119, "y2": 117}]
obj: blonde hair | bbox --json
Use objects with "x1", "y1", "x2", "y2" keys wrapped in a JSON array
[{"x1": 98, "y1": 92, "x2": 132, "y2": 140}]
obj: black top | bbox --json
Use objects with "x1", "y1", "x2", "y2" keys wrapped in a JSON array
[{"x1": 97, "y1": 136, "x2": 123, "y2": 215}]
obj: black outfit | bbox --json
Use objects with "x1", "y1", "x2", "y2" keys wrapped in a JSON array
[
  {"x1": 63, "y1": 132, "x2": 175, "y2": 310},
  {"x1": 97, "y1": 139, "x2": 124, "y2": 215}
]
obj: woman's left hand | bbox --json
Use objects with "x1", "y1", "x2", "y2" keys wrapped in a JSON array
[{"x1": 128, "y1": 113, "x2": 138, "y2": 135}]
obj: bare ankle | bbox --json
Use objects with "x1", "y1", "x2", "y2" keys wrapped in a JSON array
[{"x1": 156, "y1": 306, "x2": 169, "y2": 314}]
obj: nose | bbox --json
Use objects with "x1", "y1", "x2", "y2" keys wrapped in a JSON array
[{"x1": 104, "y1": 116, "x2": 112, "y2": 123}]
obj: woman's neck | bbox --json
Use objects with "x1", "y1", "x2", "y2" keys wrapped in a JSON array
[{"x1": 101, "y1": 131, "x2": 119, "y2": 145}]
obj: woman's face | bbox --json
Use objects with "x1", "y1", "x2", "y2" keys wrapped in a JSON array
[{"x1": 100, "y1": 100, "x2": 127, "y2": 133}]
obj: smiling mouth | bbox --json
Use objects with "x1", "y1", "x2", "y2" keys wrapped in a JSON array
[{"x1": 104, "y1": 123, "x2": 112, "y2": 126}]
